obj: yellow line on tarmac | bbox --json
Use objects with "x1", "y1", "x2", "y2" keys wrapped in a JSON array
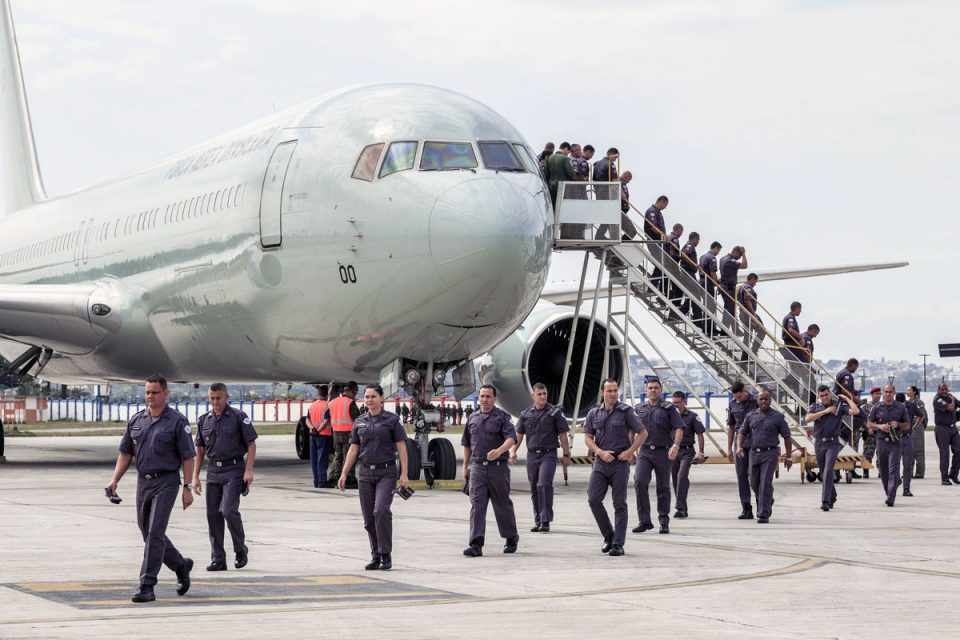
[{"x1": 75, "y1": 590, "x2": 449, "y2": 607}]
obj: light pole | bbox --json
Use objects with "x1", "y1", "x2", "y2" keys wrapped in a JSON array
[{"x1": 920, "y1": 353, "x2": 931, "y2": 392}]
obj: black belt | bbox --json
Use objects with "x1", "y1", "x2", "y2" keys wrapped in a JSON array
[
  {"x1": 752, "y1": 446, "x2": 778, "y2": 452},
  {"x1": 210, "y1": 457, "x2": 242, "y2": 467},
  {"x1": 817, "y1": 438, "x2": 838, "y2": 444},
  {"x1": 140, "y1": 470, "x2": 177, "y2": 480},
  {"x1": 361, "y1": 460, "x2": 396, "y2": 470},
  {"x1": 644, "y1": 444, "x2": 668, "y2": 450},
  {"x1": 530, "y1": 448, "x2": 557, "y2": 454},
  {"x1": 476, "y1": 459, "x2": 507, "y2": 466},
  {"x1": 678, "y1": 444, "x2": 694, "y2": 449}
]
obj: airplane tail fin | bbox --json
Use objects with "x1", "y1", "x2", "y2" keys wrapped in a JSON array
[{"x1": 0, "y1": 0, "x2": 46, "y2": 215}]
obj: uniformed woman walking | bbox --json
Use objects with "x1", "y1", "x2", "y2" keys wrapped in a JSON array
[{"x1": 338, "y1": 385, "x2": 409, "y2": 570}]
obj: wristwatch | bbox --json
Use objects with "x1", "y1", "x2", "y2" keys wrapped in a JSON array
[{"x1": 183, "y1": 483, "x2": 193, "y2": 491}]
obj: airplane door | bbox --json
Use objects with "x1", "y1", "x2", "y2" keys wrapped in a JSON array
[{"x1": 259, "y1": 140, "x2": 297, "y2": 248}]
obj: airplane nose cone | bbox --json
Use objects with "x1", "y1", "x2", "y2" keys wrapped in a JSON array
[{"x1": 429, "y1": 176, "x2": 551, "y2": 328}]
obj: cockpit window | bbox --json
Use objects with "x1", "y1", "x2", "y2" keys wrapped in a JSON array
[
  {"x1": 512, "y1": 143, "x2": 539, "y2": 174},
  {"x1": 478, "y1": 141, "x2": 524, "y2": 172},
  {"x1": 351, "y1": 143, "x2": 384, "y2": 181},
  {"x1": 420, "y1": 142, "x2": 478, "y2": 171},
  {"x1": 379, "y1": 141, "x2": 418, "y2": 178}
]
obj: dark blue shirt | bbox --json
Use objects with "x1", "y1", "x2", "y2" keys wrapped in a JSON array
[
  {"x1": 517, "y1": 403, "x2": 569, "y2": 450},
  {"x1": 932, "y1": 393, "x2": 957, "y2": 427},
  {"x1": 351, "y1": 411, "x2": 405, "y2": 465},
  {"x1": 196, "y1": 405, "x2": 257, "y2": 461},
  {"x1": 719, "y1": 254, "x2": 741, "y2": 287},
  {"x1": 461, "y1": 408, "x2": 516, "y2": 463},
  {"x1": 869, "y1": 401, "x2": 910, "y2": 441},
  {"x1": 635, "y1": 400, "x2": 685, "y2": 447},
  {"x1": 119, "y1": 406, "x2": 195, "y2": 475},
  {"x1": 584, "y1": 402, "x2": 643, "y2": 452},
  {"x1": 681, "y1": 242, "x2": 698, "y2": 275},
  {"x1": 808, "y1": 401, "x2": 848, "y2": 441},
  {"x1": 782, "y1": 313, "x2": 801, "y2": 350},
  {"x1": 740, "y1": 408, "x2": 791, "y2": 448},
  {"x1": 699, "y1": 253, "x2": 718, "y2": 287},
  {"x1": 644, "y1": 205, "x2": 665, "y2": 239},
  {"x1": 727, "y1": 394, "x2": 758, "y2": 429},
  {"x1": 800, "y1": 332, "x2": 815, "y2": 363},
  {"x1": 834, "y1": 369, "x2": 856, "y2": 397},
  {"x1": 677, "y1": 409, "x2": 705, "y2": 447}
]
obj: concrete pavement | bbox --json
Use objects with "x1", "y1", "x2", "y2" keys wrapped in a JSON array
[{"x1": 1, "y1": 433, "x2": 958, "y2": 639}]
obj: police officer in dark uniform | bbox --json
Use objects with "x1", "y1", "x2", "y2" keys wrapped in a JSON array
[
  {"x1": 699, "y1": 241, "x2": 722, "y2": 335},
  {"x1": 461, "y1": 384, "x2": 519, "y2": 557},
  {"x1": 107, "y1": 375, "x2": 195, "y2": 603},
  {"x1": 511, "y1": 382, "x2": 571, "y2": 533},
  {"x1": 339, "y1": 384, "x2": 409, "y2": 570},
  {"x1": 670, "y1": 391, "x2": 705, "y2": 519},
  {"x1": 932, "y1": 383, "x2": 960, "y2": 485},
  {"x1": 679, "y1": 231, "x2": 701, "y2": 320},
  {"x1": 727, "y1": 381, "x2": 758, "y2": 519},
  {"x1": 644, "y1": 196, "x2": 669, "y2": 295},
  {"x1": 867, "y1": 384, "x2": 910, "y2": 507},
  {"x1": 905, "y1": 385, "x2": 926, "y2": 479},
  {"x1": 894, "y1": 391, "x2": 916, "y2": 497},
  {"x1": 803, "y1": 385, "x2": 859, "y2": 511},
  {"x1": 860, "y1": 386, "x2": 882, "y2": 477},
  {"x1": 192, "y1": 383, "x2": 257, "y2": 571},
  {"x1": 633, "y1": 379, "x2": 685, "y2": 534},
  {"x1": 584, "y1": 379, "x2": 644, "y2": 556},
  {"x1": 736, "y1": 389, "x2": 793, "y2": 524},
  {"x1": 718, "y1": 246, "x2": 747, "y2": 334},
  {"x1": 834, "y1": 359, "x2": 859, "y2": 403}
]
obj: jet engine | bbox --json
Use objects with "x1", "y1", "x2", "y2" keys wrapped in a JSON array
[{"x1": 480, "y1": 303, "x2": 623, "y2": 419}]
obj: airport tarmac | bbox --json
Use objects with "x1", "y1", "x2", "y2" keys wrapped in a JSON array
[{"x1": 1, "y1": 433, "x2": 959, "y2": 639}]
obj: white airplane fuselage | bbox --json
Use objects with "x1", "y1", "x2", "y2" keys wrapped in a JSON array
[{"x1": 0, "y1": 84, "x2": 553, "y2": 384}]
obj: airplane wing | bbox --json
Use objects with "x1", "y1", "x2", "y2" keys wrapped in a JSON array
[
  {"x1": 0, "y1": 281, "x2": 123, "y2": 355},
  {"x1": 540, "y1": 261, "x2": 909, "y2": 306}
]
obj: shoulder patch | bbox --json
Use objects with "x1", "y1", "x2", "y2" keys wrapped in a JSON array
[
  {"x1": 243, "y1": 417, "x2": 252, "y2": 425},
  {"x1": 184, "y1": 425, "x2": 191, "y2": 434}
]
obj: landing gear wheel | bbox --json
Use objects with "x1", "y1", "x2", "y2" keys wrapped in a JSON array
[
  {"x1": 429, "y1": 438, "x2": 457, "y2": 480},
  {"x1": 406, "y1": 438, "x2": 422, "y2": 481},
  {"x1": 295, "y1": 421, "x2": 310, "y2": 461}
]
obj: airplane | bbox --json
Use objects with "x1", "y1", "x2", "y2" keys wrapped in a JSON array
[{"x1": 0, "y1": 2, "x2": 906, "y2": 474}]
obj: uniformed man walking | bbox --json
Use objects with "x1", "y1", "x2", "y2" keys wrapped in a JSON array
[
  {"x1": 834, "y1": 359, "x2": 859, "y2": 402},
  {"x1": 192, "y1": 383, "x2": 257, "y2": 571},
  {"x1": 803, "y1": 386, "x2": 859, "y2": 511},
  {"x1": 698, "y1": 241, "x2": 722, "y2": 335},
  {"x1": 670, "y1": 391, "x2": 705, "y2": 519},
  {"x1": 894, "y1": 391, "x2": 916, "y2": 497},
  {"x1": 718, "y1": 246, "x2": 747, "y2": 334},
  {"x1": 322, "y1": 382, "x2": 361, "y2": 488},
  {"x1": 633, "y1": 379, "x2": 685, "y2": 534},
  {"x1": 727, "y1": 381, "x2": 758, "y2": 519},
  {"x1": 511, "y1": 382, "x2": 571, "y2": 533},
  {"x1": 461, "y1": 385, "x2": 519, "y2": 557},
  {"x1": 737, "y1": 273, "x2": 765, "y2": 354},
  {"x1": 932, "y1": 383, "x2": 960, "y2": 485},
  {"x1": 584, "y1": 379, "x2": 644, "y2": 556},
  {"x1": 338, "y1": 384, "x2": 409, "y2": 570},
  {"x1": 860, "y1": 387, "x2": 882, "y2": 478},
  {"x1": 867, "y1": 384, "x2": 911, "y2": 507},
  {"x1": 736, "y1": 389, "x2": 793, "y2": 523},
  {"x1": 905, "y1": 385, "x2": 926, "y2": 479},
  {"x1": 106, "y1": 375, "x2": 196, "y2": 603}
]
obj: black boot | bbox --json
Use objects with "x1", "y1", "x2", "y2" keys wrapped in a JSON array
[
  {"x1": 176, "y1": 558, "x2": 193, "y2": 596},
  {"x1": 463, "y1": 537, "x2": 484, "y2": 557},
  {"x1": 206, "y1": 560, "x2": 228, "y2": 572},
  {"x1": 365, "y1": 553, "x2": 382, "y2": 570},
  {"x1": 235, "y1": 547, "x2": 248, "y2": 569},
  {"x1": 601, "y1": 536, "x2": 613, "y2": 554},
  {"x1": 131, "y1": 584, "x2": 155, "y2": 603},
  {"x1": 738, "y1": 507, "x2": 754, "y2": 520},
  {"x1": 379, "y1": 553, "x2": 392, "y2": 571},
  {"x1": 503, "y1": 537, "x2": 518, "y2": 554}
]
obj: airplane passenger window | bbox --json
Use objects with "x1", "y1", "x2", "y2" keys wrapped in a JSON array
[
  {"x1": 352, "y1": 143, "x2": 384, "y2": 181},
  {"x1": 513, "y1": 143, "x2": 540, "y2": 175},
  {"x1": 379, "y1": 141, "x2": 418, "y2": 178},
  {"x1": 420, "y1": 142, "x2": 478, "y2": 171},
  {"x1": 214, "y1": 190, "x2": 222, "y2": 210},
  {"x1": 226, "y1": 186, "x2": 235, "y2": 208},
  {"x1": 478, "y1": 142, "x2": 524, "y2": 171}
]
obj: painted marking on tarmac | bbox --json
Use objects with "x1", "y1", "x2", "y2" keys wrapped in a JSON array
[{"x1": 4, "y1": 574, "x2": 468, "y2": 610}]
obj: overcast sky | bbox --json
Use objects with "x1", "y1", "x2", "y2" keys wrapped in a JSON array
[{"x1": 11, "y1": 1, "x2": 959, "y2": 368}]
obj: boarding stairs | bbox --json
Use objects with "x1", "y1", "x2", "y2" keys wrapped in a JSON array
[{"x1": 552, "y1": 182, "x2": 867, "y2": 478}]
